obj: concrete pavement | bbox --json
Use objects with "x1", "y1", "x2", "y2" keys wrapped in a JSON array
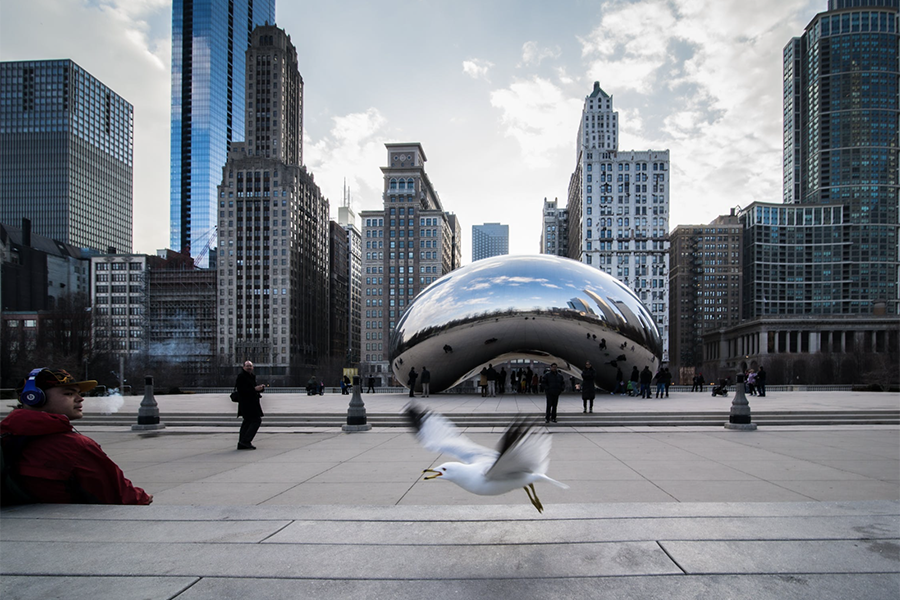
[{"x1": 1, "y1": 390, "x2": 898, "y2": 598}]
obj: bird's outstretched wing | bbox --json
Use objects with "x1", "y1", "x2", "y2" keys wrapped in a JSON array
[
  {"x1": 483, "y1": 417, "x2": 551, "y2": 481},
  {"x1": 404, "y1": 403, "x2": 498, "y2": 465}
]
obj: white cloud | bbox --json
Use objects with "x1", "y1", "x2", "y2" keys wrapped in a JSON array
[
  {"x1": 462, "y1": 58, "x2": 494, "y2": 81},
  {"x1": 489, "y1": 77, "x2": 584, "y2": 168},
  {"x1": 305, "y1": 108, "x2": 390, "y2": 217},
  {"x1": 578, "y1": 0, "x2": 818, "y2": 224},
  {"x1": 521, "y1": 41, "x2": 562, "y2": 67}
]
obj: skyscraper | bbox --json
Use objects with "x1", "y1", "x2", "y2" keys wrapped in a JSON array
[
  {"x1": 698, "y1": 1, "x2": 899, "y2": 384},
  {"x1": 359, "y1": 142, "x2": 461, "y2": 385},
  {"x1": 570, "y1": 82, "x2": 671, "y2": 360},
  {"x1": 216, "y1": 25, "x2": 329, "y2": 384},
  {"x1": 472, "y1": 223, "x2": 509, "y2": 262},
  {"x1": 170, "y1": 0, "x2": 276, "y2": 266},
  {"x1": 1, "y1": 60, "x2": 133, "y2": 254},
  {"x1": 770, "y1": 0, "x2": 898, "y2": 316},
  {"x1": 539, "y1": 197, "x2": 568, "y2": 256}
]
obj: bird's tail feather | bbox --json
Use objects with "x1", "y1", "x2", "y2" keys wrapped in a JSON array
[{"x1": 538, "y1": 474, "x2": 569, "y2": 489}]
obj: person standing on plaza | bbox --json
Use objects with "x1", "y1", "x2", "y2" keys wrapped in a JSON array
[
  {"x1": 420, "y1": 367, "x2": 431, "y2": 398},
  {"x1": 541, "y1": 363, "x2": 567, "y2": 423},
  {"x1": 756, "y1": 366, "x2": 767, "y2": 397},
  {"x1": 366, "y1": 376, "x2": 376, "y2": 394},
  {"x1": 408, "y1": 367, "x2": 418, "y2": 398},
  {"x1": 235, "y1": 361, "x2": 265, "y2": 450},
  {"x1": 630, "y1": 366, "x2": 640, "y2": 394},
  {"x1": 1, "y1": 367, "x2": 153, "y2": 505},
  {"x1": 486, "y1": 364, "x2": 498, "y2": 397},
  {"x1": 654, "y1": 369, "x2": 665, "y2": 398},
  {"x1": 613, "y1": 367, "x2": 625, "y2": 395},
  {"x1": 581, "y1": 361, "x2": 596, "y2": 413},
  {"x1": 499, "y1": 367, "x2": 507, "y2": 395},
  {"x1": 663, "y1": 367, "x2": 672, "y2": 398},
  {"x1": 639, "y1": 366, "x2": 653, "y2": 399}
]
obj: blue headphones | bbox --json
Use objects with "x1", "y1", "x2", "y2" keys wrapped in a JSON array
[{"x1": 21, "y1": 367, "x2": 48, "y2": 407}]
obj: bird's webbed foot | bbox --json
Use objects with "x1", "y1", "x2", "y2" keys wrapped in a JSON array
[{"x1": 524, "y1": 483, "x2": 544, "y2": 513}]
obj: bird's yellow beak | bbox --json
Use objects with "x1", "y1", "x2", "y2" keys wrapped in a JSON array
[{"x1": 423, "y1": 469, "x2": 442, "y2": 480}]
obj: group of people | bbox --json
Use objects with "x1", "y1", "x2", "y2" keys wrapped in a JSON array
[
  {"x1": 406, "y1": 367, "x2": 431, "y2": 398},
  {"x1": 745, "y1": 366, "x2": 766, "y2": 397}
]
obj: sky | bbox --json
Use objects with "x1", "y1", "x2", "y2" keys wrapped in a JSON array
[{"x1": 0, "y1": 0, "x2": 826, "y2": 262}]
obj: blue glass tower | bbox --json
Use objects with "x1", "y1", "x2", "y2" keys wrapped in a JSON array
[
  {"x1": 1, "y1": 60, "x2": 133, "y2": 254},
  {"x1": 762, "y1": 0, "x2": 899, "y2": 315},
  {"x1": 170, "y1": 0, "x2": 275, "y2": 267}
]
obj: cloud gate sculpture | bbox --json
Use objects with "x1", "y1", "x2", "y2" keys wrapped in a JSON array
[{"x1": 390, "y1": 254, "x2": 662, "y2": 394}]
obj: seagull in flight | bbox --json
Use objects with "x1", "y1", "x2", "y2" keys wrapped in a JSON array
[{"x1": 404, "y1": 403, "x2": 568, "y2": 513}]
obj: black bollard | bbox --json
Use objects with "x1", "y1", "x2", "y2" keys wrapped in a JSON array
[
  {"x1": 724, "y1": 374, "x2": 757, "y2": 431},
  {"x1": 132, "y1": 376, "x2": 166, "y2": 431},
  {"x1": 343, "y1": 375, "x2": 371, "y2": 432}
]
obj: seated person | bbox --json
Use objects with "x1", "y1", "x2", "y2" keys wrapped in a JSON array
[{"x1": 1, "y1": 367, "x2": 152, "y2": 505}]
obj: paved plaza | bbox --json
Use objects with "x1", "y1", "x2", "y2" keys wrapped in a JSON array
[{"x1": 1, "y1": 390, "x2": 898, "y2": 598}]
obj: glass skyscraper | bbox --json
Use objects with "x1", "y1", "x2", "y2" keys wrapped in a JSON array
[
  {"x1": 170, "y1": 0, "x2": 275, "y2": 267},
  {"x1": 472, "y1": 223, "x2": 509, "y2": 262},
  {"x1": 750, "y1": 0, "x2": 899, "y2": 316},
  {"x1": 0, "y1": 60, "x2": 133, "y2": 253}
]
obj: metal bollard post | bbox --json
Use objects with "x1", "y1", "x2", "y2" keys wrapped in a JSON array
[
  {"x1": 343, "y1": 375, "x2": 371, "y2": 432},
  {"x1": 725, "y1": 374, "x2": 757, "y2": 431},
  {"x1": 132, "y1": 376, "x2": 166, "y2": 431}
]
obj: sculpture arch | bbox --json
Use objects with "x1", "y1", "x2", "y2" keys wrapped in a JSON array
[{"x1": 390, "y1": 255, "x2": 662, "y2": 393}]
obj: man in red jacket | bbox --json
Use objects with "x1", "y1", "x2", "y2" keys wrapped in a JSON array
[{"x1": 1, "y1": 367, "x2": 152, "y2": 505}]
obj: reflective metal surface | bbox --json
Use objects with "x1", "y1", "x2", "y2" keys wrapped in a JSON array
[{"x1": 390, "y1": 255, "x2": 662, "y2": 393}]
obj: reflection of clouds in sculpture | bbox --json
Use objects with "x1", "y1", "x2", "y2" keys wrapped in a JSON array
[{"x1": 390, "y1": 255, "x2": 662, "y2": 393}]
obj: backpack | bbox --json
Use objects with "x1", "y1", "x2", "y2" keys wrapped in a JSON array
[{"x1": 0, "y1": 433, "x2": 34, "y2": 506}]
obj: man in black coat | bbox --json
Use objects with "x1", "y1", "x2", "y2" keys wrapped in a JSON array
[
  {"x1": 235, "y1": 361, "x2": 265, "y2": 450},
  {"x1": 407, "y1": 367, "x2": 418, "y2": 398},
  {"x1": 541, "y1": 363, "x2": 567, "y2": 423},
  {"x1": 639, "y1": 366, "x2": 653, "y2": 399},
  {"x1": 581, "y1": 361, "x2": 596, "y2": 413}
]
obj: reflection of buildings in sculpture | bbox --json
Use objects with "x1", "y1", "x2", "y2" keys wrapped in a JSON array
[
  {"x1": 389, "y1": 255, "x2": 662, "y2": 393},
  {"x1": 360, "y1": 142, "x2": 462, "y2": 386},
  {"x1": 539, "y1": 198, "x2": 568, "y2": 256},
  {"x1": 215, "y1": 26, "x2": 330, "y2": 383},
  {"x1": 567, "y1": 82, "x2": 671, "y2": 361}
]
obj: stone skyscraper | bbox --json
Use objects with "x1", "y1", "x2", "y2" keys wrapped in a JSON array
[
  {"x1": 215, "y1": 25, "x2": 329, "y2": 384},
  {"x1": 570, "y1": 82, "x2": 671, "y2": 360},
  {"x1": 359, "y1": 143, "x2": 462, "y2": 385},
  {"x1": 170, "y1": 0, "x2": 275, "y2": 266},
  {"x1": 1, "y1": 60, "x2": 133, "y2": 254}
]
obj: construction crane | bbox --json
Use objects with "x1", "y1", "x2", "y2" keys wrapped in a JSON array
[{"x1": 192, "y1": 226, "x2": 218, "y2": 267}]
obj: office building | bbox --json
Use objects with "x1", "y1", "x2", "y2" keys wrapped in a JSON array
[
  {"x1": 328, "y1": 220, "x2": 350, "y2": 374},
  {"x1": 1, "y1": 60, "x2": 133, "y2": 254},
  {"x1": 667, "y1": 213, "x2": 742, "y2": 383},
  {"x1": 539, "y1": 198, "x2": 568, "y2": 256},
  {"x1": 170, "y1": 0, "x2": 276, "y2": 266},
  {"x1": 701, "y1": 1, "x2": 900, "y2": 384},
  {"x1": 472, "y1": 223, "x2": 509, "y2": 262},
  {"x1": 775, "y1": 0, "x2": 898, "y2": 316},
  {"x1": 146, "y1": 250, "x2": 217, "y2": 384},
  {"x1": 569, "y1": 82, "x2": 671, "y2": 360},
  {"x1": 359, "y1": 142, "x2": 462, "y2": 385},
  {"x1": 338, "y1": 196, "x2": 362, "y2": 367},
  {"x1": 216, "y1": 25, "x2": 329, "y2": 385}
]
